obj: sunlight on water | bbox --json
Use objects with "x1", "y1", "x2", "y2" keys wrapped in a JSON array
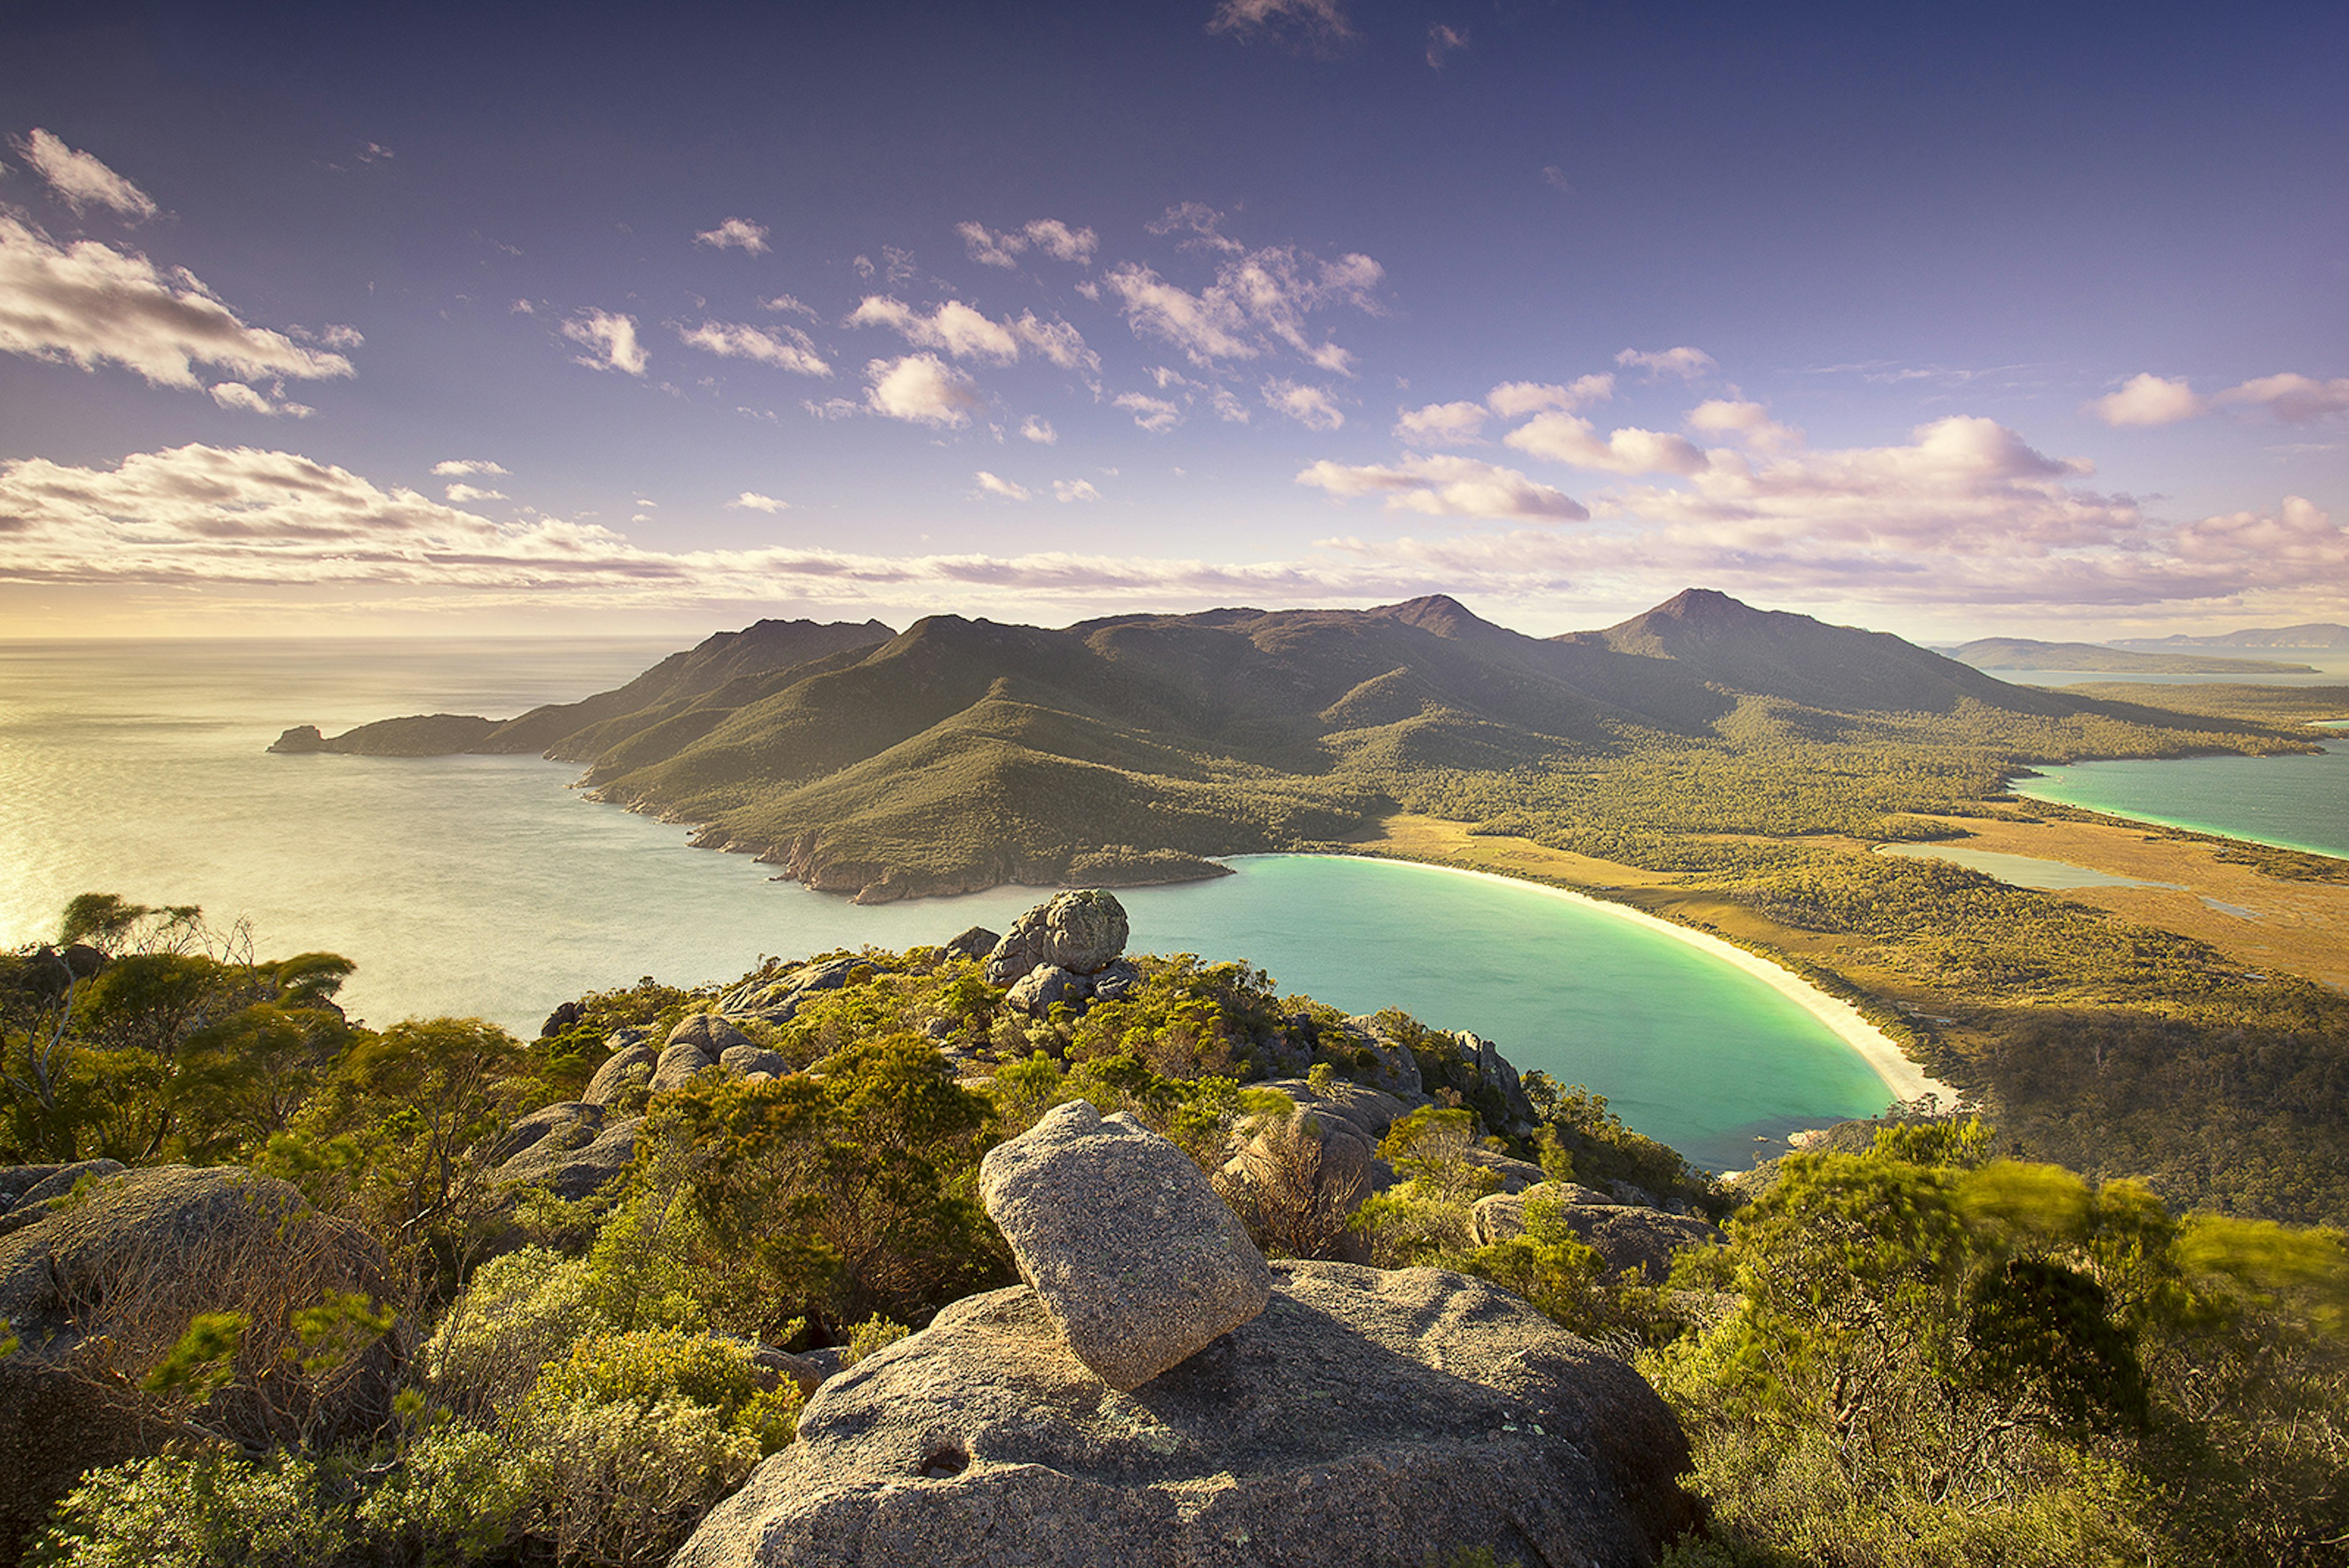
[{"x1": 1, "y1": 639, "x2": 1898, "y2": 1169}]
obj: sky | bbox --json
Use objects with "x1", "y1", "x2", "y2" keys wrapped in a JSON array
[{"x1": 2, "y1": 0, "x2": 2344, "y2": 643}]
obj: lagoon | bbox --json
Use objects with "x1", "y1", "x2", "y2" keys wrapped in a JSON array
[
  {"x1": 2, "y1": 639, "x2": 1901, "y2": 1170},
  {"x1": 2013, "y1": 745, "x2": 2349, "y2": 861}
]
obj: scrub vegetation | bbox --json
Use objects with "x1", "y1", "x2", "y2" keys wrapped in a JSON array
[{"x1": 6, "y1": 907, "x2": 2344, "y2": 1567}]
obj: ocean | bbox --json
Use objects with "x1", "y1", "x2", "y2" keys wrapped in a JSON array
[{"x1": 0, "y1": 637, "x2": 1954, "y2": 1169}]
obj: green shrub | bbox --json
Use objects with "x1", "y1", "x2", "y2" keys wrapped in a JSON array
[
  {"x1": 421, "y1": 1244, "x2": 610, "y2": 1419},
  {"x1": 508, "y1": 1328, "x2": 800, "y2": 1567},
  {"x1": 30, "y1": 1451, "x2": 349, "y2": 1568}
]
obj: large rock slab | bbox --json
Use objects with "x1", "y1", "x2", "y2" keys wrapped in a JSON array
[
  {"x1": 582, "y1": 1038, "x2": 657, "y2": 1107},
  {"x1": 1557, "y1": 1205, "x2": 1724, "y2": 1283},
  {"x1": 985, "y1": 890, "x2": 1130, "y2": 986},
  {"x1": 0, "y1": 1166, "x2": 403, "y2": 1561},
  {"x1": 494, "y1": 1117, "x2": 642, "y2": 1201},
  {"x1": 978, "y1": 1101, "x2": 1269, "y2": 1391},
  {"x1": 673, "y1": 1261, "x2": 1699, "y2": 1568},
  {"x1": 1471, "y1": 1182, "x2": 1614, "y2": 1244},
  {"x1": 669, "y1": 1013, "x2": 752, "y2": 1055}
]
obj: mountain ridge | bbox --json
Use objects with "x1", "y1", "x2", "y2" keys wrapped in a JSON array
[{"x1": 275, "y1": 590, "x2": 2307, "y2": 902}]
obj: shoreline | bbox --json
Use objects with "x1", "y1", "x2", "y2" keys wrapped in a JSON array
[{"x1": 1288, "y1": 851, "x2": 1961, "y2": 1111}]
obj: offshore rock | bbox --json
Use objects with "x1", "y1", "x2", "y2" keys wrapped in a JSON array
[
  {"x1": 985, "y1": 890, "x2": 1130, "y2": 986},
  {"x1": 671, "y1": 1263, "x2": 1699, "y2": 1568},
  {"x1": 978, "y1": 1101, "x2": 1269, "y2": 1391}
]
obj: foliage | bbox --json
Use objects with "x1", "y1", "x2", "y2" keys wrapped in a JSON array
[
  {"x1": 29, "y1": 1450, "x2": 351, "y2": 1568},
  {"x1": 1650, "y1": 1123, "x2": 2349, "y2": 1567},
  {"x1": 655, "y1": 1034, "x2": 1009, "y2": 1339}
]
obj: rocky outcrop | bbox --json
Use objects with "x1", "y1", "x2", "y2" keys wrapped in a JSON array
[
  {"x1": 717, "y1": 956, "x2": 861, "y2": 1025},
  {"x1": 582, "y1": 1035, "x2": 656, "y2": 1106},
  {"x1": 0, "y1": 1159, "x2": 126, "y2": 1239},
  {"x1": 267, "y1": 713, "x2": 503, "y2": 756},
  {"x1": 1471, "y1": 1184, "x2": 1724, "y2": 1281},
  {"x1": 492, "y1": 1115, "x2": 641, "y2": 1202},
  {"x1": 979, "y1": 1101, "x2": 1270, "y2": 1392},
  {"x1": 673, "y1": 1262, "x2": 1698, "y2": 1568},
  {"x1": 943, "y1": 926, "x2": 999, "y2": 960},
  {"x1": 0, "y1": 1166, "x2": 403, "y2": 1561},
  {"x1": 986, "y1": 891, "x2": 1130, "y2": 988}
]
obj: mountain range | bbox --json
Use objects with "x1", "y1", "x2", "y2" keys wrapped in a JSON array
[
  {"x1": 273, "y1": 589, "x2": 2293, "y2": 901},
  {"x1": 1947, "y1": 638, "x2": 2315, "y2": 675},
  {"x1": 2113, "y1": 623, "x2": 2349, "y2": 651}
]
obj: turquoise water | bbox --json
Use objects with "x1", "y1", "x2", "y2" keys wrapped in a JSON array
[
  {"x1": 1874, "y1": 843, "x2": 2182, "y2": 891},
  {"x1": 0, "y1": 639, "x2": 1894, "y2": 1169},
  {"x1": 2013, "y1": 746, "x2": 2349, "y2": 861}
]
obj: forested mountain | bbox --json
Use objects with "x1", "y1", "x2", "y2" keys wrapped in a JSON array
[{"x1": 287, "y1": 590, "x2": 2304, "y2": 902}]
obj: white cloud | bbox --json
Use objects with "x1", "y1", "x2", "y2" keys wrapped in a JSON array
[
  {"x1": 1147, "y1": 202, "x2": 1244, "y2": 255},
  {"x1": 975, "y1": 470, "x2": 1033, "y2": 501},
  {"x1": 1019, "y1": 415, "x2": 1057, "y2": 444},
  {"x1": 356, "y1": 141, "x2": 394, "y2": 165},
  {"x1": 957, "y1": 218, "x2": 1100, "y2": 268},
  {"x1": 562, "y1": 310, "x2": 647, "y2": 374},
  {"x1": 208, "y1": 381, "x2": 312, "y2": 418},
  {"x1": 1297, "y1": 453, "x2": 1588, "y2": 521},
  {"x1": 1053, "y1": 479, "x2": 1101, "y2": 503},
  {"x1": 2084, "y1": 372, "x2": 2204, "y2": 427},
  {"x1": 1614, "y1": 346, "x2": 1716, "y2": 381},
  {"x1": 1505, "y1": 413, "x2": 1705, "y2": 475},
  {"x1": 956, "y1": 222, "x2": 1024, "y2": 268},
  {"x1": 1486, "y1": 374, "x2": 1611, "y2": 417},
  {"x1": 1686, "y1": 398, "x2": 1800, "y2": 453},
  {"x1": 1022, "y1": 219, "x2": 1098, "y2": 264},
  {"x1": 728, "y1": 492, "x2": 789, "y2": 512},
  {"x1": 1208, "y1": 0, "x2": 1354, "y2": 50},
  {"x1": 1395, "y1": 399, "x2": 1486, "y2": 443},
  {"x1": 1264, "y1": 377, "x2": 1344, "y2": 431},
  {"x1": 9, "y1": 442, "x2": 2337, "y2": 622},
  {"x1": 848, "y1": 295, "x2": 1093, "y2": 368},
  {"x1": 762, "y1": 294, "x2": 820, "y2": 319},
  {"x1": 865, "y1": 353, "x2": 986, "y2": 426},
  {"x1": 1102, "y1": 237, "x2": 1381, "y2": 374},
  {"x1": 445, "y1": 482, "x2": 506, "y2": 502},
  {"x1": 695, "y1": 217, "x2": 771, "y2": 255},
  {"x1": 1425, "y1": 23, "x2": 1468, "y2": 67},
  {"x1": 432, "y1": 459, "x2": 508, "y2": 477},
  {"x1": 14, "y1": 129, "x2": 157, "y2": 220},
  {"x1": 2173, "y1": 495, "x2": 2341, "y2": 569},
  {"x1": 1209, "y1": 386, "x2": 1251, "y2": 423},
  {"x1": 675, "y1": 320, "x2": 832, "y2": 376},
  {"x1": 2084, "y1": 370, "x2": 2349, "y2": 428},
  {"x1": 2217, "y1": 373, "x2": 2349, "y2": 423},
  {"x1": 0, "y1": 216, "x2": 355, "y2": 389},
  {"x1": 314, "y1": 324, "x2": 365, "y2": 350},
  {"x1": 0, "y1": 442, "x2": 1450, "y2": 615},
  {"x1": 1115, "y1": 392, "x2": 1182, "y2": 433}
]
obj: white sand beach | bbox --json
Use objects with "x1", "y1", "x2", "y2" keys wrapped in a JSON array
[{"x1": 1386, "y1": 860, "x2": 1963, "y2": 1109}]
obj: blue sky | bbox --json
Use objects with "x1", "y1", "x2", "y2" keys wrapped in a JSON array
[{"x1": 2, "y1": 0, "x2": 2343, "y2": 640}]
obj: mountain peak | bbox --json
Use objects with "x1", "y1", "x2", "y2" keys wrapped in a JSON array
[
  {"x1": 1368, "y1": 593, "x2": 1498, "y2": 639},
  {"x1": 1636, "y1": 587, "x2": 1761, "y2": 626}
]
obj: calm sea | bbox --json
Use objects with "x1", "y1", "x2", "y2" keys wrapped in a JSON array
[{"x1": 3, "y1": 639, "x2": 1907, "y2": 1168}]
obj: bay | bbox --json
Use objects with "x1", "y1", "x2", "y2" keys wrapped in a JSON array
[
  {"x1": 0, "y1": 639, "x2": 1896, "y2": 1170},
  {"x1": 2013, "y1": 746, "x2": 2349, "y2": 861}
]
